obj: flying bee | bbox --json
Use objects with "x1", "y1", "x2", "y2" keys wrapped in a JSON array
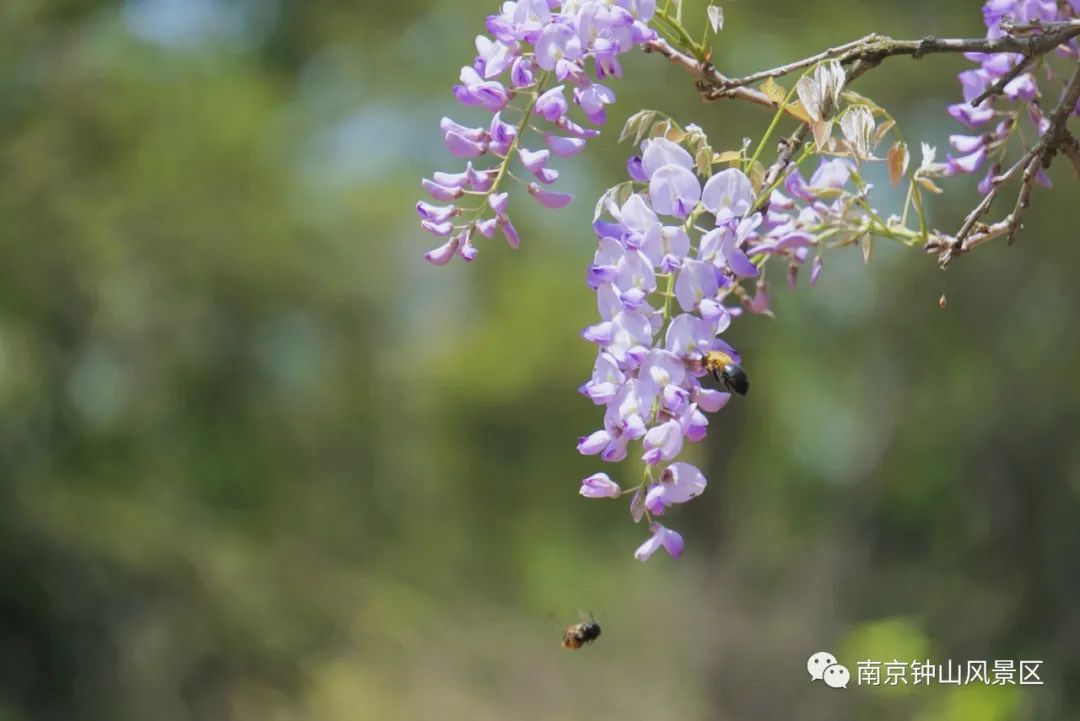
[
  {"x1": 701, "y1": 350, "x2": 750, "y2": 396},
  {"x1": 561, "y1": 613, "x2": 601, "y2": 650}
]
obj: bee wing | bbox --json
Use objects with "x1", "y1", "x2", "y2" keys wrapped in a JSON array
[{"x1": 577, "y1": 609, "x2": 600, "y2": 624}]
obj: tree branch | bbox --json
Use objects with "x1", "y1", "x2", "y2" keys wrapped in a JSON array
[
  {"x1": 641, "y1": 38, "x2": 777, "y2": 110},
  {"x1": 647, "y1": 23, "x2": 1080, "y2": 104},
  {"x1": 970, "y1": 54, "x2": 1035, "y2": 107},
  {"x1": 1061, "y1": 131, "x2": 1080, "y2": 180},
  {"x1": 643, "y1": 19, "x2": 1080, "y2": 267},
  {"x1": 704, "y1": 34, "x2": 883, "y2": 93},
  {"x1": 928, "y1": 61, "x2": 1080, "y2": 266}
]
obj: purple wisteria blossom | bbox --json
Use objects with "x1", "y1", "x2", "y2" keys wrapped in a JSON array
[
  {"x1": 418, "y1": 1, "x2": 658, "y2": 264},
  {"x1": 575, "y1": 134, "x2": 757, "y2": 561},
  {"x1": 577, "y1": 123, "x2": 899, "y2": 559},
  {"x1": 634, "y1": 522, "x2": 684, "y2": 561},
  {"x1": 946, "y1": 0, "x2": 1079, "y2": 188}
]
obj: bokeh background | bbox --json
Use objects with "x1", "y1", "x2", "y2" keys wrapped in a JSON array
[{"x1": 2, "y1": 1, "x2": 1079, "y2": 719}]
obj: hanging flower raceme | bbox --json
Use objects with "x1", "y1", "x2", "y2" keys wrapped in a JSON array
[
  {"x1": 417, "y1": 0, "x2": 658, "y2": 265},
  {"x1": 575, "y1": 99, "x2": 918, "y2": 558},
  {"x1": 576, "y1": 133, "x2": 771, "y2": 561}
]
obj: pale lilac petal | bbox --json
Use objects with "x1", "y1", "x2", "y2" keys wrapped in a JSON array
[
  {"x1": 665, "y1": 313, "x2": 711, "y2": 357},
  {"x1": 674, "y1": 259, "x2": 719, "y2": 312},
  {"x1": 444, "y1": 130, "x2": 486, "y2": 158},
  {"x1": 948, "y1": 102, "x2": 994, "y2": 128},
  {"x1": 580, "y1": 472, "x2": 621, "y2": 498},
  {"x1": 416, "y1": 202, "x2": 458, "y2": 223},
  {"x1": 724, "y1": 247, "x2": 759, "y2": 278},
  {"x1": 659, "y1": 462, "x2": 706, "y2": 503},
  {"x1": 949, "y1": 134, "x2": 985, "y2": 154},
  {"x1": 574, "y1": 82, "x2": 616, "y2": 124},
  {"x1": 535, "y1": 85, "x2": 568, "y2": 122},
  {"x1": 1003, "y1": 74, "x2": 1037, "y2": 102},
  {"x1": 946, "y1": 146, "x2": 987, "y2": 175},
  {"x1": 641, "y1": 348, "x2": 685, "y2": 389},
  {"x1": 535, "y1": 23, "x2": 582, "y2": 71},
  {"x1": 466, "y1": 166, "x2": 497, "y2": 192},
  {"x1": 634, "y1": 531, "x2": 663, "y2": 561},
  {"x1": 641, "y1": 137, "x2": 694, "y2": 176},
  {"x1": 518, "y1": 147, "x2": 550, "y2": 173},
  {"x1": 608, "y1": 312, "x2": 654, "y2": 362},
  {"x1": 642, "y1": 419, "x2": 683, "y2": 465},
  {"x1": 648, "y1": 165, "x2": 701, "y2": 217},
  {"x1": 582, "y1": 320, "x2": 613, "y2": 345},
  {"x1": 422, "y1": 179, "x2": 464, "y2": 201},
  {"x1": 629, "y1": 486, "x2": 646, "y2": 522},
  {"x1": 498, "y1": 216, "x2": 520, "y2": 248},
  {"x1": 695, "y1": 388, "x2": 731, "y2": 412},
  {"x1": 439, "y1": 117, "x2": 485, "y2": 141},
  {"x1": 698, "y1": 299, "x2": 730, "y2": 330},
  {"x1": 510, "y1": 56, "x2": 534, "y2": 87},
  {"x1": 658, "y1": 525, "x2": 684, "y2": 557},
  {"x1": 424, "y1": 235, "x2": 461, "y2": 266},
  {"x1": 701, "y1": 168, "x2": 754, "y2": 217},
  {"x1": 528, "y1": 184, "x2": 574, "y2": 209},
  {"x1": 748, "y1": 283, "x2": 771, "y2": 314},
  {"x1": 809, "y1": 158, "x2": 852, "y2": 189},
  {"x1": 432, "y1": 168, "x2": 469, "y2": 187},
  {"x1": 557, "y1": 116, "x2": 601, "y2": 139},
  {"x1": 635, "y1": 523, "x2": 683, "y2": 561},
  {"x1": 546, "y1": 134, "x2": 587, "y2": 157},
  {"x1": 476, "y1": 218, "x2": 497, "y2": 239},
  {"x1": 682, "y1": 406, "x2": 708, "y2": 442},
  {"x1": 421, "y1": 220, "x2": 454, "y2": 236},
  {"x1": 489, "y1": 192, "x2": 509, "y2": 216}
]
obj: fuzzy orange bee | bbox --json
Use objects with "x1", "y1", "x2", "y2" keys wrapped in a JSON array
[
  {"x1": 561, "y1": 614, "x2": 602, "y2": 650},
  {"x1": 700, "y1": 350, "x2": 750, "y2": 396}
]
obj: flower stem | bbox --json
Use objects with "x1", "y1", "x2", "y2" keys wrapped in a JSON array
[{"x1": 458, "y1": 71, "x2": 552, "y2": 229}]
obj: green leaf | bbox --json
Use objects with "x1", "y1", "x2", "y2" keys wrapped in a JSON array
[
  {"x1": 620, "y1": 110, "x2": 656, "y2": 144},
  {"x1": 695, "y1": 144, "x2": 713, "y2": 177},
  {"x1": 713, "y1": 150, "x2": 743, "y2": 165},
  {"x1": 887, "y1": 141, "x2": 909, "y2": 187},
  {"x1": 593, "y1": 182, "x2": 635, "y2": 221},
  {"x1": 760, "y1": 77, "x2": 786, "y2": 105},
  {"x1": 706, "y1": 5, "x2": 724, "y2": 33}
]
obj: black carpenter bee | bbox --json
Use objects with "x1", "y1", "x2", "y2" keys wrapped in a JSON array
[
  {"x1": 702, "y1": 350, "x2": 749, "y2": 396},
  {"x1": 561, "y1": 613, "x2": 602, "y2": 650}
]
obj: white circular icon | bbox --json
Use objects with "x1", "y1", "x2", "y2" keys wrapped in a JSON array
[
  {"x1": 807, "y1": 651, "x2": 837, "y2": 681},
  {"x1": 823, "y1": 663, "x2": 850, "y2": 689}
]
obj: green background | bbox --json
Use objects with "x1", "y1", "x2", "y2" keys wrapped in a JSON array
[{"x1": 2, "y1": 1, "x2": 1078, "y2": 719}]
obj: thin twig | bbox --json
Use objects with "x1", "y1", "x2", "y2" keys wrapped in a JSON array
[
  {"x1": 930, "y1": 61, "x2": 1080, "y2": 265},
  {"x1": 1005, "y1": 154, "x2": 1042, "y2": 245},
  {"x1": 642, "y1": 38, "x2": 777, "y2": 110},
  {"x1": 949, "y1": 150, "x2": 1033, "y2": 244},
  {"x1": 971, "y1": 55, "x2": 1035, "y2": 107},
  {"x1": 708, "y1": 34, "x2": 882, "y2": 91}
]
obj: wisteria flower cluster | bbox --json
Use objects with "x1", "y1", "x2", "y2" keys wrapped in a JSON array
[
  {"x1": 574, "y1": 107, "x2": 915, "y2": 559},
  {"x1": 575, "y1": 136, "x2": 749, "y2": 561},
  {"x1": 417, "y1": 0, "x2": 658, "y2": 265},
  {"x1": 946, "y1": 1, "x2": 1080, "y2": 190}
]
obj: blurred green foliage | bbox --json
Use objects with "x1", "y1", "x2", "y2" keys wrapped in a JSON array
[{"x1": 1, "y1": 1, "x2": 1079, "y2": 720}]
